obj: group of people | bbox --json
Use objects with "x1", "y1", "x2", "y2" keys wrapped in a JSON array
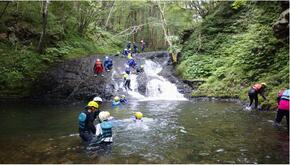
[
  {"x1": 78, "y1": 96, "x2": 143, "y2": 146},
  {"x1": 247, "y1": 83, "x2": 289, "y2": 129},
  {"x1": 122, "y1": 40, "x2": 146, "y2": 56},
  {"x1": 112, "y1": 95, "x2": 128, "y2": 106},
  {"x1": 93, "y1": 56, "x2": 113, "y2": 76},
  {"x1": 93, "y1": 40, "x2": 146, "y2": 92},
  {"x1": 121, "y1": 41, "x2": 145, "y2": 91}
]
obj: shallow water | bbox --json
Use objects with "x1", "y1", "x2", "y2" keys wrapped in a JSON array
[{"x1": 0, "y1": 100, "x2": 288, "y2": 163}]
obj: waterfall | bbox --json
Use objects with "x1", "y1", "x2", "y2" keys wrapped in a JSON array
[
  {"x1": 143, "y1": 60, "x2": 187, "y2": 101},
  {"x1": 127, "y1": 60, "x2": 187, "y2": 101}
]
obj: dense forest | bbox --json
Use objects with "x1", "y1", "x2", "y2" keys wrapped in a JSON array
[
  {"x1": 177, "y1": 1, "x2": 289, "y2": 109},
  {"x1": 0, "y1": 1, "x2": 289, "y2": 108}
]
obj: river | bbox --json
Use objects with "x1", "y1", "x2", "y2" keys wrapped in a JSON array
[{"x1": 0, "y1": 100, "x2": 288, "y2": 163}]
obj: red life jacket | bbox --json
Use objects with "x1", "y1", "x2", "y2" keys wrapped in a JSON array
[
  {"x1": 252, "y1": 83, "x2": 262, "y2": 91},
  {"x1": 95, "y1": 61, "x2": 102, "y2": 67}
]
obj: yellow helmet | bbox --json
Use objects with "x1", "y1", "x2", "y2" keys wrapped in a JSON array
[
  {"x1": 128, "y1": 54, "x2": 132, "y2": 59},
  {"x1": 123, "y1": 73, "x2": 128, "y2": 79},
  {"x1": 114, "y1": 96, "x2": 120, "y2": 101},
  {"x1": 261, "y1": 83, "x2": 267, "y2": 87},
  {"x1": 135, "y1": 112, "x2": 143, "y2": 119},
  {"x1": 121, "y1": 95, "x2": 126, "y2": 98},
  {"x1": 87, "y1": 101, "x2": 98, "y2": 108}
]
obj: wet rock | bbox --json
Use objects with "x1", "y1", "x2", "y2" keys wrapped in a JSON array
[
  {"x1": 31, "y1": 51, "x2": 194, "y2": 103},
  {"x1": 137, "y1": 73, "x2": 148, "y2": 95},
  {"x1": 273, "y1": 8, "x2": 289, "y2": 39}
]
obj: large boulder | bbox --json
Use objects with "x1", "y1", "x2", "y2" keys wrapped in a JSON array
[{"x1": 273, "y1": 8, "x2": 289, "y2": 39}]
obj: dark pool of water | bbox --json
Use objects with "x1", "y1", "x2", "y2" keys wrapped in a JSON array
[{"x1": 0, "y1": 100, "x2": 288, "y2": 163}]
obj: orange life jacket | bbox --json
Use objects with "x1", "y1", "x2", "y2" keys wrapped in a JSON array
[
  {"x1": 95, "y1": 61, "x2": 102, "y2": 67},
  {"x1": 252, "y1": 83, "x2": 262, "y2": 91}
]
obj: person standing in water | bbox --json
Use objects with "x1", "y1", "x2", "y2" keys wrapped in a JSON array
[
  {"x1": 133, "y1": 112, "x2": 143, "y2": 122},
  {"x1": 274, "y1": 89, "x2": 289, "y2": 129},
  {"x1": 78, "y1": 101, "x2": 99, "y2": 143},
  {"x1": 247, "y1": 83, "x2": 267, "y2": 110}
]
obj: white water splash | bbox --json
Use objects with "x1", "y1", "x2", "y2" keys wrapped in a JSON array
[{"x1": 141, "y1": 60, "x2": 187, "y2": 101}]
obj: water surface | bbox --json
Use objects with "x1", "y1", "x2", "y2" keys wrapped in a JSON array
[{"x1": 0, "y1": 100, "x2": 288, "y2": 163}]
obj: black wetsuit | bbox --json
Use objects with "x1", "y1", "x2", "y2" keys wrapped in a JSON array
[
  {"x1": 79, "y1": 109, "x2": 100, "y2": 142},
  {"x1": 248, "y1": 87, "x2": 266, "y2": 109}
]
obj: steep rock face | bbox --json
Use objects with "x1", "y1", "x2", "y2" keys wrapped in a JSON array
[
  {"x1": 32, "y1": 51, "x2": 193, "y2": 103},
  {"x1": 273, "y1": 8, "x2": 289, "y2": 39},
  {"x1": 32, "y1": 55, "x2": 125, "y2": 103}
]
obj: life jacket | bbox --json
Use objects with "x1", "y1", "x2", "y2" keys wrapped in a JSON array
[
  {"x1": 100, "y1": 121, "x2": 112, "y2": 138},
  {"x1": 252, "y1": 83, "x2": 262, "y2": 91},
  {"x1": 120, "y1": 98, "x2": 127, "y2": 104},
  {"x1": 95, "y1": 61, "x2": 102, "y2": 67},
  {"x1": 278, "y1": 89, "x2": 290, "y2": 111},
  {"x1": 78, "y1": 110, "x2": 89, "y2": 131},
  {"x1": 281, "y1": 89, "x2": 290, "y2": 100},
  {"x1": 104, "y1": 59, "x2": 112, "y2": 64},
  {"x1": 128, "y1": 59, "x2": 136, "y2": 67},
  {"x1": 112, "y1": 101, "x2": 121, "y2": 106},
  {"x1": 125, "y1": 67, "x2": 130, "y2": 74}
]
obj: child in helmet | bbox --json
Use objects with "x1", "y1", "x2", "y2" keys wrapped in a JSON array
[
  {"x1": 93, "y1": 58, "x2": 104, "y2": 76},
  {"x1": 133, "y1": 112, "x2": 143, "y2": 122},
  {"x1": 120, "y1": 95, "x2": 128, "y2": 104},
  {"x1": 89, "y1": 111, "x2": 113, "y2": 146},
  {"x1": 104, "y1": 56, "x2": 113, "y2": 72},
  {"x1": 112, "y1": 96, "x2": 121, "y2": 106}
]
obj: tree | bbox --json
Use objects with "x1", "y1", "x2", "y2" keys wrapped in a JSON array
[{"x1": 37, "y1": 0, "x2": 49, "y2": 53}]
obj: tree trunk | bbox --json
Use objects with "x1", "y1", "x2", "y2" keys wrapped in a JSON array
[
  {"x1": 105, "y1": 0, "x2": 115, "y2": 30},
  {"x1": 37, "y1": 0, "x2": 49, "y2": 53},
  {"x1": 0, "y1": 1, "x2": 9, "y2": 19},
  {"x1": 157, "y1": 2, "x2": 172, "y2": 47}
]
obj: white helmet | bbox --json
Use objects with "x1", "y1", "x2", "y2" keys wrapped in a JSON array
[
  {"x1": 93, "y1": 96, "x2": 103, "y2": 102},
  {"x1": 105, "y1": 56, "x2": 109, "y2": 59},
  {"x1": 99, "y1": 111, "x2": 110, "y2": 122}
]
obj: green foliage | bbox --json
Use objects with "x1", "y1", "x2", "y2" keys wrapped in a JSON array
[
  {"x1": 231, "y1": 0, "x2": 246, "y2": 10},
  {"x1": 177, "y1": 55, "x2": 213, "y2": 79},
  {"x1": 0, "y1": 1, "x2": 124, "y2": 97},
  {"x1": 178, "y1": 1, "x2": 289, "y2": 108}
]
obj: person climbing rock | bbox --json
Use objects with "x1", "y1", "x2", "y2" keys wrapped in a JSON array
[
  {"x1": 104, "y1": 56, "x2": 113, "y2": 72},
  {"x1": 133, "y1": 112, "x2": 143, "y2": 122},
  {"x1": 247, "y1": 83, "x2": 267, "y2": 110},
  {"x1": 78, "y1": 101, "x2": 100, "y2": 143},
  {"x1": 89, "y1": 111, "x2": 113, "y2": 146},
  {"x1": 93, "y1": 59, "x2": 104, "y2": 76},
  {"x1": 125, "y1": 65, "x2": 131, "y2": 75},
  {"x1": 136, "y1": 64, "x2": 144, "y2": 74},
  {"x1": 127, "y1": 56, "x2": 137, "y2": 69},
  {"x1": 120, "y1": 95, "x2": 128, "y2": 104},
  {"x1": 123, "y1": 48, "x2": 128, "y2": 57},
  {"x1": 127, "y1": 41, "x2": 131, "y2": 49},
  {"x1": 141, "y1": 40, "x2": 145, "y2": 52},
  {"x1": 123, "y1": 72, "x2": 132, "y2": 91},
  {"x1": 133, "y1": 42, "x2": 138, "y2": 53},
  {"x1": 274, "y1": 89, "x2": 289, "y2": 129},
  {"x1": 112, "y1": 96, "x2": 121, "y2": 106}
]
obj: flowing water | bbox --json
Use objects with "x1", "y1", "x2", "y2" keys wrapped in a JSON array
[
  {"x1": 0, "y1": 57, "x2": 288, "y2": 163},
  {"x1": 0, "y1": 100, "x2": 288, "y2": 163}
]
